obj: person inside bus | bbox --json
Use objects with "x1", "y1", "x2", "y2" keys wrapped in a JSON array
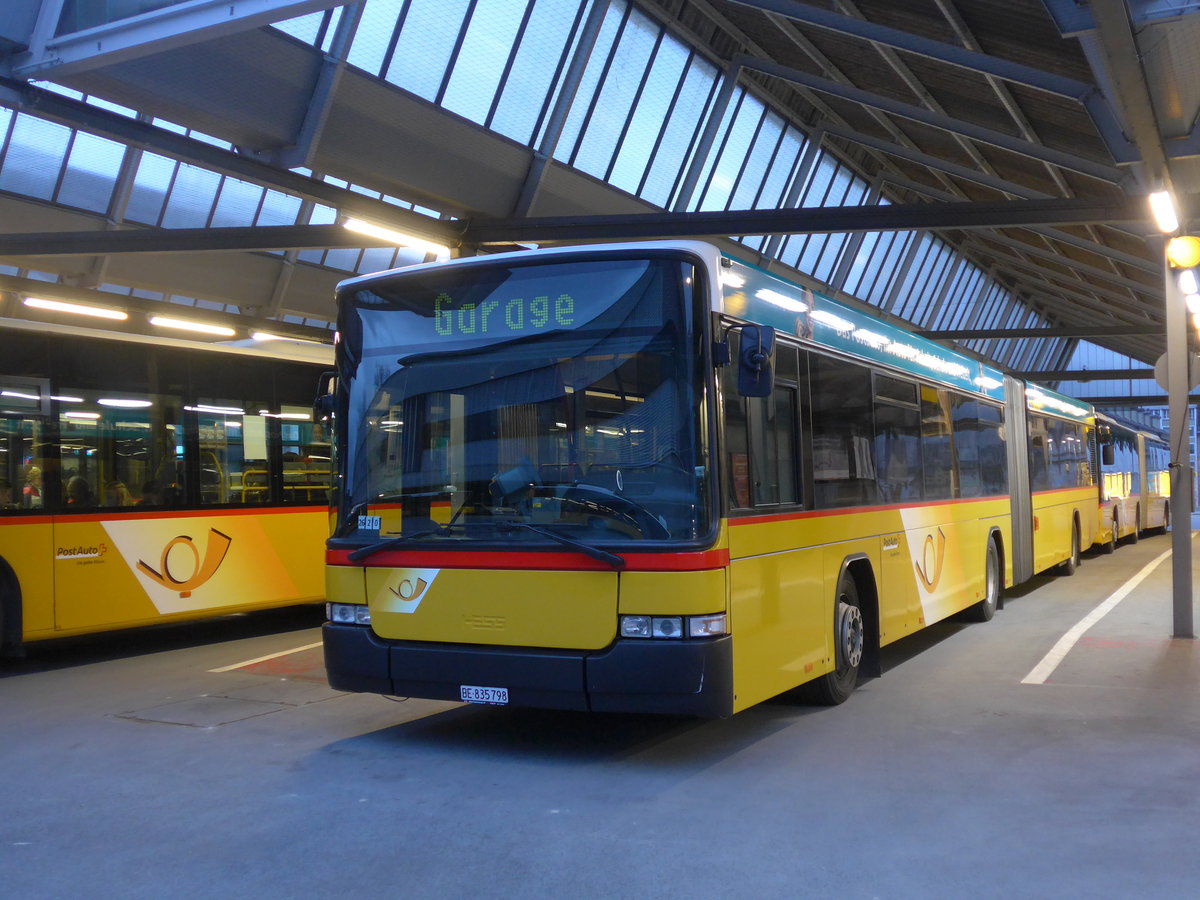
[
  {"x1": 22, "y1": 464, "x2": 43, "y2": 508},
  {"x1": 0, "y1": 477, "x2": 12, "y2": 509},
  {"x1": 66, "y1": 475, "x2": 94, "y2": 506},
  {"x1": 105, "y1": 479, "x2": 135, "y2": 507}
]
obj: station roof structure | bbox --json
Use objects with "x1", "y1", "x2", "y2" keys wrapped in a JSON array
[{"x1": 0, "y1": 0, "x2": 1198, "y2": 397}]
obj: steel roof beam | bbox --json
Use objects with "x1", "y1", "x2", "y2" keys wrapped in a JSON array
[
  {"x1": 881, "y1": 171, "x2": 1158, "y2": 274},
  {"x1": 1009, "y1": 367, "x2": 1155, "y2": 379},
  {"x1": 464, "y1": 196, "x2": 1151, "y2": 244},
  {"x1": 8, "y1": 0, "x2": 341, "y2": 79},
  {"x1": 735, "y1": 54, "x2": 1133, "y2": 177},
  {"x1": 726, "y1": 0, "x2": 1134, "y2": 162}
]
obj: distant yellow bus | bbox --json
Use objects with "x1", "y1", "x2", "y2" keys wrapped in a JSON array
[
  {"x1": 0, "y1": 322, "x2": 332, "y2": 653},
  {"x1": 321, "y1": 242, "x2": 1096, "y2": 715},
  {"x1": 1093, "y1": 413, "x2": 1170, "y2": 553}
]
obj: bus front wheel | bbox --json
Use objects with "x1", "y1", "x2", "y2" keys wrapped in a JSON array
[{"x1": 801, "y1": 571, "x2": 863, "y2": 705}]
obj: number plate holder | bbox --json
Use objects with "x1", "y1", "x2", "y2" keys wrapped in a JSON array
[{"x1": 459, "y1": 685, "x2": 509, "y2": 705}]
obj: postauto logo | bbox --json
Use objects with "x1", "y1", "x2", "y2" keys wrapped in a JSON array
[{"x1": 136, "y1": 528, "x2": 232, "y2": 598}]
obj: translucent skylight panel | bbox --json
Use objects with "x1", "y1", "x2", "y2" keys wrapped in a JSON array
[
  {"x1": 440, "y1": 0, "x2": 527, "y2": 126},
  {"x1": 640, "y1": 57, "x2": 716, "y2": 207},
  {"x1": 56, "y1": 130, "x2": 125, "y2": 213},
  {"x1": 210, "y1": 177, "x2": 265, "y2": 227},
  {"x1": 571, "y1": 9, "x2": 658, "y2": 181},
  {"x1": 0, "y1": 114, "x2": 71, "y2": 201},
  {"x1": 490, "y1": 0, "x2": 587, "y2": 145},
  {"x1": 384, "y1": 0, "x2": 472, "y2": 102},
  {"x1": 553, "y1": 4, "x2": 624, "y2": 163},
  {"x1": 696, "y1": 96, "x2": 761, "y2": 211},
  {"x1": 255, "y1": 189, "x2": 303, "y2": 226},
  {"x1": 346, "y1": 0, "x2": 405, "y2": 75},
  {"x1": 727, "y1": 111, "x2": 783, "y2": 211},
  {"x1": 751, "y1": 127, "x2": 802, "y2": 210},
  {"x1": 125, "y1": 152, "x2": 176, "y2": 225},
  {"x1": 272, "y1": 10, "x2": 326, "y2": 45},
  {"x1": 159, "y1": 163, "x2": 221, "y2": 228},
  {"x1": 607, "y1": 34, "x2": 688, "y2": 196}
]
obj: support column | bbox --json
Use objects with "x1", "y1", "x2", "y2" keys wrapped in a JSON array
[{"x1": 1164, "y1": 242, "x2": 1195, "y2": 638}]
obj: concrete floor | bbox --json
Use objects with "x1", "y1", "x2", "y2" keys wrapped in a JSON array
[{"x1": 2, "y1": 530, "x2": 1199, "y2": 899}]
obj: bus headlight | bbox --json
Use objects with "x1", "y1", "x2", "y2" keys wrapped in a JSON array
[
  {"x1": 619, "y1": 613, "x2": 726, "y2": 639},
  {"x1": 327, "y1": 602, "x2": 371, "y2": 625}
]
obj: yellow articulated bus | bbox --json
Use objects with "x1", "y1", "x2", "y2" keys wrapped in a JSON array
[
  {"x1": 0, "y1": 321, "x2": 332, "y2": 654},
  {"x1": 321, "y1": 241, "x2": 1095, "y2": 716},
  {"x1": 1093, "y1": 413, "x2": 1170, "y2": 553}
]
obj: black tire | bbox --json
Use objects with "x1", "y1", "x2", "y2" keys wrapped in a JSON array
[
  {"x1": 1058, "y1": 524, "x2": 1080, "y2": 576},
  {"x1": 1100, "y1": 511, "x2": 1116, "y2": 555},
  {"x1": 961, "y1": 539, "x2": 1001, "y2": 622},
  {"x1": 1127, "y1": 507, "x2": 1140, "y2": 544},
  {"x1": 1162, "y1": 504, "x2": 1171, "y2": 535},
  {"x1": 801, "y1": 571, "x2": 864, "y2": 705}
]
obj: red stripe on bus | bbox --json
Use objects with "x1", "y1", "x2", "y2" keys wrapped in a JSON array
[
  {"x1": 6, "y1": 505, "x2": 328, "y2": 524},
  {"x1": 325, "y1": 547, "x2": 730, "y2": 572},
  {"x1": 729, "y1": 494, "x2": 1013, "y2": 526}
]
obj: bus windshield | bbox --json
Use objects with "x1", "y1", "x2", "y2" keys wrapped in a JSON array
[{"x1": 338, "y1": 254, "x2": 710, "y2": 547}]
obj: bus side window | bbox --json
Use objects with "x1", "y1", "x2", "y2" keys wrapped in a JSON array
[
  {"x1": 720, "y1": 339, "x2": 751, "y2": 510},
  {"x1": 810, "y1": 354, "x2": 876, "y2": 509}
]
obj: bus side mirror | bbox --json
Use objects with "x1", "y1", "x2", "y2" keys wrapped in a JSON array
[
  {"x1": 1101, "y1": 444, "x2": 1115, "y2": 467},
  {"x1": 314, "y1": 371, "x2": 337, "y2": 420},
  {"x1": 737, "y1": 324, "x2": 775, "y2": 397}
]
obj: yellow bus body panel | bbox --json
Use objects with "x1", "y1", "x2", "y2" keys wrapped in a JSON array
[
  {"x1": 617, "y1": 568, "x2": 727, "y2": 616},
  {"x1": 1, "y1": 518, "x2": 55, "y2": 634},
  {"x1": 727, "y1": 497, "x2": 1010, "y2": 713},
  {"x1": 365, "y1": 567, "x2": 618, "y2": 650},
  {"x1": 6, "y1": 508, "x2": 327, "y2": 642},
  {"x1": 1031, "y1": 488, "x2": 1098, "y2": 573}
]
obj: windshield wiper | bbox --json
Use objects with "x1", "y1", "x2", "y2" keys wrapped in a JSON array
[
  {"x1": 347, "y1": 527, "x2": 443, "y2": 561},
  {"x1": 495, "y1": 522, "x2": 625, "y2": 569}
]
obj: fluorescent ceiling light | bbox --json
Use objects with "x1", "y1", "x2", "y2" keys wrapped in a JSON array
[
  {"x1": 1149, "y1": 190, "x2": 1180, "y2": 234},
  {"x1": 258, "y1": 409, "x2": 311, "y2": 420},
  {"x1": 24, "y1": 296, "x2": 128, "y2": 320},
  {"x1": 149, "y1": 315, "x2": 236, "y2": 337},
  {"x1": 64, "y1": 411, "x2": 101, "y2": 420},
  {"x1": 1179, "y1": 269, "x2": 1199, "y2": 294},
  {"x1": 251, "y1": 331, "x2": 324, "y2": 345},
  {"x1": 342, "y1": 217, "x2": 451, "y2": 258},
  {"x1": 98, "y1": 398, "x2": 152, "y2": 408}
]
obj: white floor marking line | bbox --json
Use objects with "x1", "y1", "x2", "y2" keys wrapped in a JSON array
[
  {"x1": 1021, "y1": 547, "x2": 1175, "y2": 685},
  {"x1": 209, "y1": 641, "x2": 324, "y2": 673}
]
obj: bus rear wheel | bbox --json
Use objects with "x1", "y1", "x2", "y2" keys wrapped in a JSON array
[
  {"x1": 1100, "y1": 512, "x2": 1116, "y2": 554},
  {"x1": 1058, "y1": 524, "x2": 1080, "y2": 576},
  {"x1": 961, "y1": 539, "x2": 1000, "y2": 622},
  {"x1": 801, "y1": 571, "x2": 863, "y2": 705}
]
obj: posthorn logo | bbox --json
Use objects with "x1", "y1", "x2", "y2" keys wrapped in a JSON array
[{"x1": 137, "y1": 528, "x2": 232, "y2": 598}]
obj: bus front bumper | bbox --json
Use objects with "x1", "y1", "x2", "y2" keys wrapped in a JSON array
[{"x1": 322, "y1": 623, "x2": 733, "y2": 718}]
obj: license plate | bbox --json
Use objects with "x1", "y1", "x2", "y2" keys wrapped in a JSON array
[{"x1": 459, "y1": 685, "x2": 509, "y2": 705}]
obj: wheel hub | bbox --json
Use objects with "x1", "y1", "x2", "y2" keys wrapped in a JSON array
[{"x1": 837, "y1": 601, "x2": 864, "y2": 669}]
